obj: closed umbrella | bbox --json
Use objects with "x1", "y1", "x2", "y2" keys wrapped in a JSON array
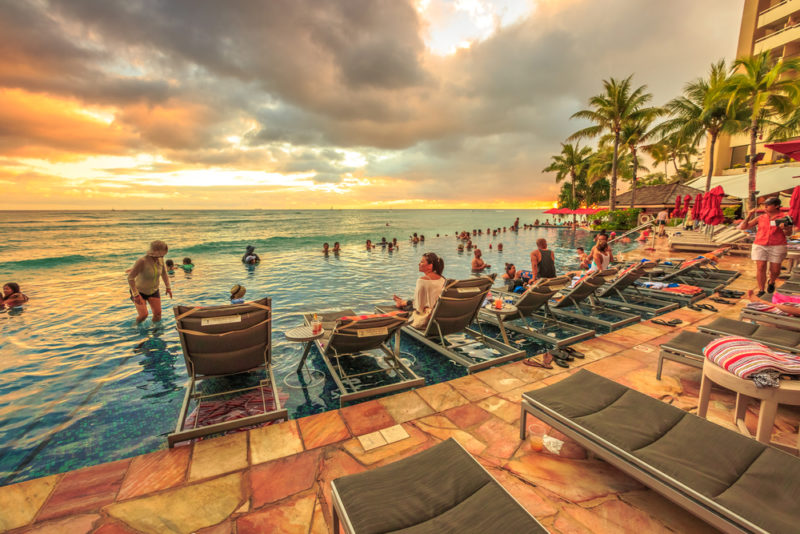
[
  {"x1": 681, "y1": 194, "x2": 691, "y2": 217},
  {"x1": 671, "y1": 195, "x2": 682, "y2": 217},
  {"x1": 703, "y1": 186, "x2": 725, "y2": 226},
  {"x1": 790, "y1": 185, "x2": 800, "y2": 227},
  {"x1": 692, "y1": 193, "x2": 704, "y2": 220}
]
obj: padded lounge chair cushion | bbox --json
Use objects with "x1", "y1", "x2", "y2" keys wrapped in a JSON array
[
  {"x1": 660, "y1": 331, "x2": 718, "y2": 353},
  {"x1": 523, "y1": 370, "x2": 800, "y2": 533},
  {"x1": 701, "y1": 318, "x2": 800, "y2": 349},
  {"x1": 332, "y1": 438, "x2": 545, "y2": 534}
]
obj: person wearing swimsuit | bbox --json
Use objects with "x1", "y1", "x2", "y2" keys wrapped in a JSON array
[
  {"x1": 589, "y1": 242, "x2": 611, "y2": 271},
  {"x1": 127, "y1": 240, "x2": 172, "y2": 323},
  {"x1": 530, "y1": 238, "x2": 556, "y2": 281}
]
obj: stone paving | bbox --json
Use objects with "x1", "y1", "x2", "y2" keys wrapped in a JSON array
[{"x1": 2, "y1": 242, "x2": 799, "y2": 534}]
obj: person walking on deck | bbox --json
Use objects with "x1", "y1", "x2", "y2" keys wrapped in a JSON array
[
  {"x1": 530, "y1": 238, "x2": 556, "y2": 281},
  {"x1": 739, "y1": 197, "x2": 792, "y2": 297}
]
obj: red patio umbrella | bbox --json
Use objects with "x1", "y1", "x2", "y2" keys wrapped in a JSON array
[
  {"x1": 790, "y1": 185, "x2": 800, "y2": 226},
  {"x1": 681, "y1": 194, "x2": 692, "y2": 217},
  {"x1": 765, "y1": 140, "x2": 800, "y2": 162},
  {"x1": 543, "y1": 208, "x2": 558, "y2": 214},
  {"x1": 692, "y1": 193, "x2": 703, "y2": 220},
  {"x1": 671, "y1": 195, "x2": 681, "y2": 217},
  {"x1": 702, "y1": 186, "x2": 725, "y2": 226}
]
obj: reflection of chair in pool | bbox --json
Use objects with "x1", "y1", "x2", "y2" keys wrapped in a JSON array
[
  {"x1": 302, "y1": 310, "x2": 423, "y2": 407},
  {"x1": 169, "y1": 297, "x2": 287, "y2": 447},
  {"x1": 377, "y1": 276, "x2": 525, "y2": 373},
  {"x1": 550, "y1": 270, "x2": 640, "y2": 329},
  {"x1": 596, "y1": 262, "x2": 678, "y2": 316},
  {"x1": 331, "y1": 438, "x2": 547, "y2": 534},
  {"x1": 481, "y1": 276, "x2": 594, "y2": 347},
  {"x1": 520, "y1": 369, "x2": 800, "y2": 534}
]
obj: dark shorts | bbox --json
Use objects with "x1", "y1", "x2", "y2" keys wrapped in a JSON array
[
  {"x1": 658, "y1": 220, "x2": 666, "y2": 226},
  {"x1": 130, "y1": 289, "x2": 160, "y2": 302}
]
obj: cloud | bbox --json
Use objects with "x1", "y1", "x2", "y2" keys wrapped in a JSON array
[{"x1": 0, "y1": 0, "x2": 744, "y2": 208}]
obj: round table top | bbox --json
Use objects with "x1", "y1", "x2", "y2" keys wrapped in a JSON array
[
  {"x1": 285, "y1": 325, "x2": 325, "y2": 342},
  {"x1": 483, "y1": 303, "x2": 518, "y2": 315}
]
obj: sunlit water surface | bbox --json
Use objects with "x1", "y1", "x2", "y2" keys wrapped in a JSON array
[{"x1": 0, "y1": 210, "x2": 639, "y2": 484}]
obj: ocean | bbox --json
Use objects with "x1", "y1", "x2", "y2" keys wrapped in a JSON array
[{"x1": 0, "y1": 209, "x2": 635, "y2": 485}]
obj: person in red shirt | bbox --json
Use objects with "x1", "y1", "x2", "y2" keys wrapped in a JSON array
[{"x1": 739, "y1": 197, "x2": 793, "y2": 296}]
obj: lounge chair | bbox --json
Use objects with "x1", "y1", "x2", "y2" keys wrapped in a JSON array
[
  {"x1": 303, "y1": 310, "x2": 424, "y2": 406},
  {"x1": 169, "y1": 297, "x2": 287, "y2": 446},
  {"x1": 376, "y1": 277, "x2": 525, "y2": 373},
  {"x1": 643, "y1": 258, "x2": 725, "y2": 292},
  {"x1": 657, "y1": 324, "x2": 800, "y2": 380},
  {"x1": 550, "y1": 270, "x2": 641, "y2": 329},
  {"x1": 480, "y1": 276, "x2": 595, "y2": 348},
  {"x1": 740, "y1": 304, "x2": 800, "y2": 331},
  {"x1": 331, "y1": 438, "x2": 547, "y2": 534},
  {"x1": 596, "y1": 262, "x2": 679, "y2": 316},
  {"x1": 520, "y1": 369, "x2": 800, "y2": 533},
  {"x1": 668, "y1": 225, "x2": 750, "y2": 253}
]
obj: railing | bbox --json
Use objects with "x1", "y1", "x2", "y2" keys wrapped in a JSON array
[
  {"x1": 755, "y1": 21, "x2": 800, "y2": 43},
  {"x1": 759, "y1": 0, "x2": 788, "y2": 18},
  {"x1": 608, "y1": 217, "x2": 654, "y2": 245}
]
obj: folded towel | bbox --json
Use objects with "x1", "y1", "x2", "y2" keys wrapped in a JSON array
[{"x1": 703, "y1": 336, "x2": 800, "y2": 387}]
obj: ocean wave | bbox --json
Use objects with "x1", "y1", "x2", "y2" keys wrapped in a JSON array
[{"x1": 1, "y1": 255, "x2": 93, "y2": 269}]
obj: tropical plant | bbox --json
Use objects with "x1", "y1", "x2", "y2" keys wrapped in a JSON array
[
  {"x1": 543, "y1": 143, "x2": 592, "y2": 222},
  {"x1": 657, "y1": 60, "x2": 747, "y2": 192},
  {"x1": 674, "y1": 161, "x2": 701, "y2": 183},
  {"x1": 587, "y1": 144, "x2": 634, "y2": 186},
  {"x1": 611, "y1": 116, "x2": 659, "y2": 207},
  {"x1": 569, "y1": 75, "x2": 659, "y2": 210},
  {"x1": 639, "y1": 172, "x2": 666, "y2": 186},
  {"x1": 728, "y1": 51, "x2": 800, "y2": 208},
  {"x1": 644, "y1": 142, "x2": 671, "y2": 182}
]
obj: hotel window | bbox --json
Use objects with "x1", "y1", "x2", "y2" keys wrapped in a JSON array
[{"x1": 730, "y1": 145, "x2": 748, "y2": 167}]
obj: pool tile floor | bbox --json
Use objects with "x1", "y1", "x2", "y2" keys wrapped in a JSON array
[{"x1": 3, "y1": 244, "x2": 800, "y2": 533}]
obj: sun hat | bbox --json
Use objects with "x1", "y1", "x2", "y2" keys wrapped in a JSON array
[{"x1": 230, "y1": 284, "x2": 246, "y2": 299}]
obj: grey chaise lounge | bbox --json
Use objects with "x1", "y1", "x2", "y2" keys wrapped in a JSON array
[
  {"x1": 740, "y1": 305, "x2": 800, "y2": 331},
  {"x1": 169, "y1": 297, "x2": 287, "y2": 446},
  {"x1": 331, "y1": 438, "x2": 547, "y2": 534},
  {"x1": 377, "y1": 277, "x2": 525, "y2": 373},
  {"x1": 596, "y1": 262, "x2": 679, "y2": 316},
  {"x1": 303, "y1": 310, "x2": 424, "y2": 406},
  {"x1": 481, "y1": 276, "x2": 595, "y2": 348},
  {"x1": 550, "y1": 270, "x2": 641, "y2": 330},
  {"x1": 520, "y1": 369, "x2": 800, "y2": 533}
]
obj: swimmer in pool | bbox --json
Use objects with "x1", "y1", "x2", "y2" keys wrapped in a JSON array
[
  {"x1": 181, "y1": 257, "x2": 194, "y2": 272},
  {"x1": 1, "y1": 282, "x2": 29, "y2": 309},
  {"x1": 242, "y1": 245, "x2": 261, "y2": 264},
  {"x1": 230, "y1": 284, "x2": 246, "y2": 304},
  {"x1": 165, "y1": 259, "x2": 175, "y2": 275},
  {"x1": 127, "y1": 240, "x2": 172, "y2": 323}
]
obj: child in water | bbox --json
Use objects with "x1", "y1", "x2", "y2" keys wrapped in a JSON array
[
  {"x1": 181, "y1": 257, "x2": 194, "y2": 272},
  {"x1": 165, "y1": 259, "x2": 175, "y2": 275},
  {"x1": 1, "y1": 282, "x2": 29, "y2": 309},
  {"x1": 230, "y1": 284, "x2": 246, "y2": 304}
]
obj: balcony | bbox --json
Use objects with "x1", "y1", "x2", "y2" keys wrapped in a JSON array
[
  {"x1": 754, "y1": 22, "x2": 800, "y2": 53},
  {"x1": 758, "y1": 0, "x2": 800, "y2": 28}
]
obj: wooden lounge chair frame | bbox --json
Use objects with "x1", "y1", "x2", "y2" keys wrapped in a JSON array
[
  {"x1": 168, "y1": 297, "x2": 287, "y2": 447},
  {"x1": 481, "y1": 276, "x2": 595, "y2": 348},
  {"x1": 520, "y1": 369, "x2": 800, "y2": 533},
  {"x1": 596, "y1": 262, "x2": 679, "y2": 316},
  {"x1": 303, "y1": 310, "x2": 424, "y2": 406},
  {"x1": 378, "y1": 276, "x2": 525, "y2": 373},
  {"x1": 331, "y1": 438, "x2": 547, "y2": 533},
  {"x1": 550, "y1": 271, "x2": 641, "y2": 329}
]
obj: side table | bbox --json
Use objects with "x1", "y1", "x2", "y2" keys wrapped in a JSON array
[
  {"x1": 482, "y1": 303, "x2": 519, "y2": 345},
  {"x1": 284, "y1": 325, "x2": 326, "y2": 388}
]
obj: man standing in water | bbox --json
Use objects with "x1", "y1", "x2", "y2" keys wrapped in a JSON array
[
  {"x1": 530, "y1": 238, "x2": 556, "y2": 281},
  {"x1": 127, "y1": 240, "x2": 172, "y2": 323}
]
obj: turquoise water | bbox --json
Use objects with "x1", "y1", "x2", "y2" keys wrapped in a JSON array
[{"x1": 0, "y1": 210, "x2": 638, "y2": 485}]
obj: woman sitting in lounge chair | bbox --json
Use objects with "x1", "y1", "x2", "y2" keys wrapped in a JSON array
[{"x1": 392, "y1": 252, "x2": 445, "y2": 315}]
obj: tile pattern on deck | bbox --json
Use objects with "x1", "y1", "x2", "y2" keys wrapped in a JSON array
[{"x1": 2, "y1": 245, "x2": 799, "y2": 534}]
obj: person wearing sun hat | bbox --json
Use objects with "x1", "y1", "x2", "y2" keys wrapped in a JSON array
[
  {"x1": 230, "y1": 284, "x2": 246, "y2": 304},
  {"x1": 127, "y1": 240, "x2": 172, "y2": 323}
]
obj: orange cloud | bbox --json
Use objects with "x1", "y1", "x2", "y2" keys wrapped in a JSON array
[{"x1": 0, "y1": 89, "x2": 137, "y2": 161}]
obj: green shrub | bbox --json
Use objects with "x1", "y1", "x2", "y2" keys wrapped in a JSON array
[{"x1": 590, "y1": 208, "x2": 642, "y2": 231}]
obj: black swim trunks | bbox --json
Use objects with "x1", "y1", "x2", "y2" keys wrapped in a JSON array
[{"x1": 130, "y1": 289, "x2": 161, "y2": 302}]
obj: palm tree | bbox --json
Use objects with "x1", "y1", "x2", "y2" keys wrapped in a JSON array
[
  {"x1": 569, "y1": 75, "x2": 658, "y2": 210},
  {"x1": 587, "y1": 144, "x2": 634, "y2": 191},
  {"x1": 543, "y1": 143, "x2": 592, "y2": 222},
  {"x1": 644, "y1": 141, "x2": 671, "y2": 182},
  {"x1": 658, "y1": 60, "x2": 747, "y2": 192},
  {"x1": 612, "y1": 115, "x2": 659, "y2": 208},
  {"x1": 728, "y1": 51, "x2": 800, "y2": 208}
]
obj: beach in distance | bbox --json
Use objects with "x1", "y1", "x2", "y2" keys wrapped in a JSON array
[{"x1": 0, "y1": 209, "x2": 638, "y2": 485}]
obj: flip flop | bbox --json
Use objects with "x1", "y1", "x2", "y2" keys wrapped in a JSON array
[
  {"x1": 666, "y1": 318, "x2": 683, "y2": 326},
  {"x1": 550, "y1": 348, "x2": 574, "y2": 362},
  {"x1": 524, "y1": 354, "x2": 553, "y2": 369},
  {"x1": 561, "y1": 346, "x2": 585, "y2": 359},
  {"x1": 651, "y1": 319, "x2": 674, "y2": 327},
  {"x1": 696, "y1": 303, "x2": 718, "y2": 312},
  {"x1": 549, "y1": 353, "x2": 570, "y2": 368},
  {"x1": 710, "y1": 297, "x2": 732, "y2": 305}
]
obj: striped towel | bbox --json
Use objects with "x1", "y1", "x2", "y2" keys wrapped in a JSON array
[
  {"x1": 703, "y1": 336, "x2": 800, "y2": 384},
  {"x1": 338, "y1": 310, "x2": 406, "y2": 321}
]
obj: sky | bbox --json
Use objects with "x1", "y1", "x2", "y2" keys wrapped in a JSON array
[{"x1": 1, "y1": 0, "x2": 744, "y2": 209}]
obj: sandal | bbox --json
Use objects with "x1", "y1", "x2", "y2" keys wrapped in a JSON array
[
  {"x1": 550, "y1": 353, "x2": 570, "y2": 368},
  {"x1": 652, "y1": 319, "x2": 674, "y2": 327},
  {"x1": 524, "y1": 353, "x2": 553, "y2": 369},
  {"x1": 666, "y1": 318, "x2": 683, "y2": 326},
  {"x1": 551, "y1": 348, "x2": 574, "y2": 362},
  {"x1": 710, "y1": 297, "x2": 732, "y2": 305},
  {"x1": 696, "y1": 303, "x2": 718, "y2": 312},
  {"x1": 561, "y1": 346, "x2": 585, "y2": 359}
]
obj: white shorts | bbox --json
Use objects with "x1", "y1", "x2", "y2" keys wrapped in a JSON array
[{"x1": 751, "y1": 244, "x2": 787, "y2": 264}]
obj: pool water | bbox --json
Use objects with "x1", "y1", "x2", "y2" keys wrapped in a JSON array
[{"x1": 0, "y1": 210, "x2": 639, "y2": 484}]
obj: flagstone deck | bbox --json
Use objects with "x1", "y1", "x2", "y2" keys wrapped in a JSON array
[{"x1": 2, "y1": 245, "x2": 799, "y2": 534}]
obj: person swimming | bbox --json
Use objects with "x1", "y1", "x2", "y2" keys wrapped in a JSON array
[
  {"x1": 181, "y1": 257, "x2": 194, "y2": 272},
  {"x1": 471, "y1": 248, "x2": 490, "y2": 271},
  {"x1": 1, "y1": 282, "x2": 29, "y2": 309},
  {"x1": 333, "y1": 242, "x2": 341, "y2": 253},
  {"x1": 230, "y1": 284, "x2": 246, "y2": 304},
  {"x1": 323, "y1": 242, "x2": 330, "y2": 254},
  {"x1": 242, "y1": 245, "x2": 261, "y2": 264},
  {"x1": 165, "y1": 259, "x2": 175, "y2": 274}
]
